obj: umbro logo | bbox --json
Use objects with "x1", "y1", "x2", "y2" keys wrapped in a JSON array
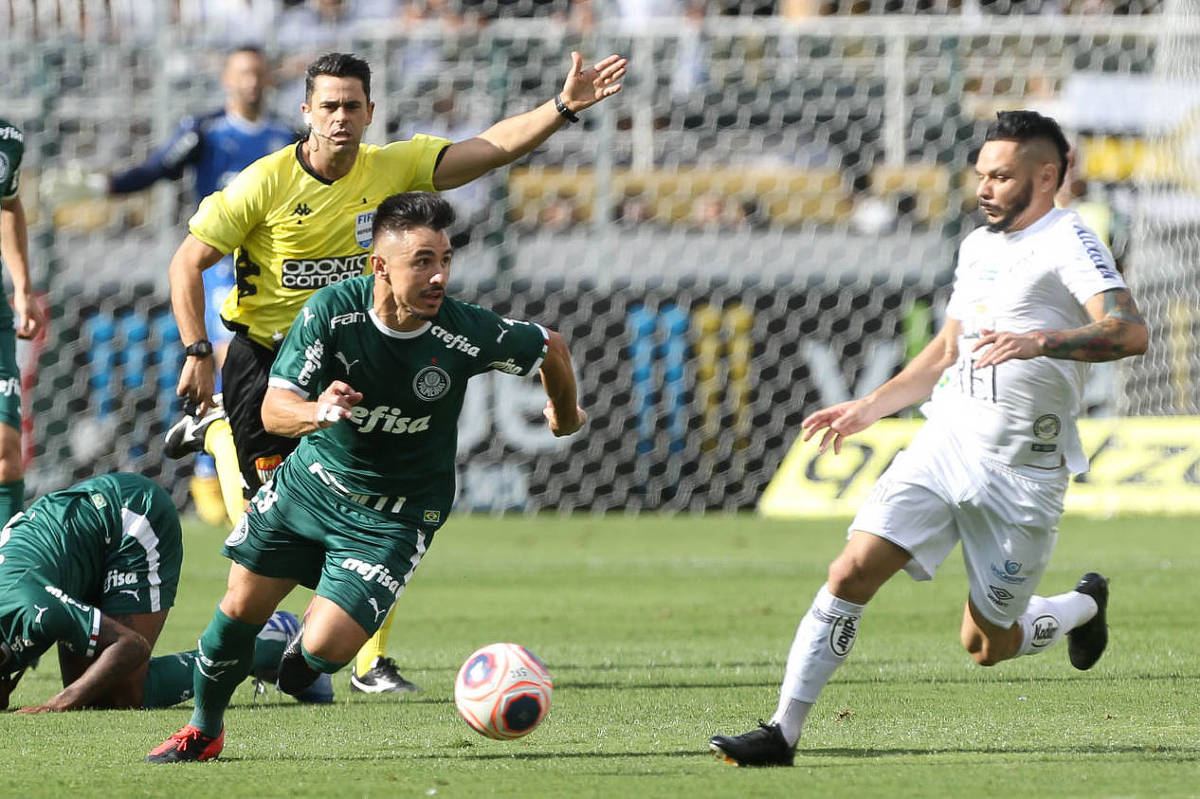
[{"x1": 292, "y1": 203, "x2": 313, "y2": 216}]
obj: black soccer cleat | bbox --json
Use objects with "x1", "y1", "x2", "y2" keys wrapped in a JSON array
[
  {"x1": 163, "y1": 399, "x2": 225, "y2": 460},
  {"x1": 709, "y1": 721, "x2": 795, "y2": 767},
  {"x1": 146, "y1": 725, "x2": 224, "y2": 763},
  {"x1": 276, "y1": 623, "x2": 322, "y2": 697},
  {"x1": 349, "y1": 656, "x2": 421, "y2": 694},
  {"x1": 1068, "y1": 572, "x2": 1109, "y2": 671}
]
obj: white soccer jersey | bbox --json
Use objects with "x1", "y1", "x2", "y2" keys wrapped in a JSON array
[{"x1": 923, "y1": 207, "x2": 1126, "y2": 474}]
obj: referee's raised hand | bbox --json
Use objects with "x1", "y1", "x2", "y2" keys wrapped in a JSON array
[{"x1": 559, "y1": 51, "x2": 627, "y2": 112}]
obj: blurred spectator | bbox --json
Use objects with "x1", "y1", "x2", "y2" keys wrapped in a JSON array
[
  {"x1": 538, "y1": 191, "x2": 583, "y2": 231},
  {"x1": 178, "y1": 0, "x2": 279, "y2": 45},
  {"x1": 691, "y1": 192, "x2": 728, "y2": 229},
  {"x1": 730, "y1": 196, "x2": 768, "y2": 230},
  {"x1": 613, "y1": 190, "x2": 656, "y2": 227}
]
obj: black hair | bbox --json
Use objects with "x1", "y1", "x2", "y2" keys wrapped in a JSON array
[
  {"x1": 228, "y1": 44, "x2": 266, "y2": 60},
  {"x1": 984, "y1": 110, "x2": 1070, "y2": 189},
  {"x1": 372, "y1": 192, "x2": 456, "y2": 241},
  {"x1": 305, "y1": 52, "x2": 372, "y2": 102}
]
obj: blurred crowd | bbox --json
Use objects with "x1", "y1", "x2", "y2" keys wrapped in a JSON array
[{"x1": 1, "y1": 0, "x2": 1168, "y2": 43}]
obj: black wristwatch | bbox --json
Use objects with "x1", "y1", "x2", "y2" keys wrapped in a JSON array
[{"x1": 185, "y1": 339, "x2": 214, "y2": 358}]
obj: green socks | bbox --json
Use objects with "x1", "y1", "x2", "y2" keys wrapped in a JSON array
[{"x1": 188, "y1": 608, "x2": 263, "y2": 736}]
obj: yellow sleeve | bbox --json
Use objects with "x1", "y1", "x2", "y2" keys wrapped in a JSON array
[
  {"x1": 380, "y1": 134, "x2": 452, "y2": 193},
  {"x1": 188, "y1": 158, "x2": 275, "y2": 254}
]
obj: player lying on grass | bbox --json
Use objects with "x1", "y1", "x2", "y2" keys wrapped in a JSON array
[
  {"x1": 0, "y1": 472, "x2": 327, "y2": 712},
  {"x1": 146, "y1": 192, "x2": 586, "y2": 762},
  {"x1": 710, "y1": 110, "x2": 1149, "y2": 767}
]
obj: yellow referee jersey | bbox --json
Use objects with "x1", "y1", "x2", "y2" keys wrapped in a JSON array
[{"x1": 189, "y1": 135, "x2": 450, "y2": 348}]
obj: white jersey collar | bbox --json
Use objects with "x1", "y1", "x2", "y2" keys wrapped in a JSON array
[{"x1": 368, "y1": 308, "x2": 430, "y2": 339}]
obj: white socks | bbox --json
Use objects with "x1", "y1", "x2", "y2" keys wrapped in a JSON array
[
  {"x1": 770, "y1": 584, "x2": 865, "y2": 746},
  {"x1": 1017, "y1": 590, "x2": 1098, "y2": 657}
]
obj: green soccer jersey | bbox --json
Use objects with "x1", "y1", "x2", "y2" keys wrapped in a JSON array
[
  {"x1": 0, "y1": 474, "x2": 181, "y2": 674},
  {"x1": 0, "y1": 117, "x2": 24, "y2": 323},
  {"x1": 268, "y1": 275, "x2": 549, "y2": 530}
]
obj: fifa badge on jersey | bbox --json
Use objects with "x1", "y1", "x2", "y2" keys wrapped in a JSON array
[
  {"x1": 355, "y1": 210, "x2": 375, "y2": 249},
  {"x1": 423, "y1": 510, "x2": 441, "y2": 524},
  {"x1": 255, "y1": 454, "x2": 283, "y2": 485},
  {"x1": 90, "y1": 493, "x2": 108, "y2": 509}
]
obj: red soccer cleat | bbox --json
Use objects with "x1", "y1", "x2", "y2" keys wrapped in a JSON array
[{"x1": 145, "y1": 725, "x2": 224, "y2": 763}]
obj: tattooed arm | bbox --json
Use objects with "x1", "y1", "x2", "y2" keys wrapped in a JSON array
[{"x1": 971, "y1": 288, "x2": 1148, "y2": 368}]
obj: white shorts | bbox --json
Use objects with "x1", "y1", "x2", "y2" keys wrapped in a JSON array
[{"x1": 849, "y1": 422, "x2": 1069, "y2": 626}]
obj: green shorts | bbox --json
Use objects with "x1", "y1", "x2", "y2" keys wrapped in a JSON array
[
  {"x1": 222, "y1": 455, "x2": 433, "y2": 636},
  {"x1": 0, "y1": 321, "x2": 21, "y2": 430},
  {"x1": 94, "y1": 477, "x2": 184, "y2": 617}
]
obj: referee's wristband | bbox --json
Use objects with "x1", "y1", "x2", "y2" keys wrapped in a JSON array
[{"x1": 554, "y1": 95, "x2": 580, "y2": 124}]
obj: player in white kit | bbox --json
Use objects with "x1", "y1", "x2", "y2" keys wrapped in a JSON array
[{"x1": 710, "y1": 110, "x2": 1149, "y2": 767}]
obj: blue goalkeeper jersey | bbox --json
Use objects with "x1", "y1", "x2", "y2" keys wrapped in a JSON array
[{"x1": 110, "y1": 109, "x2": 297, "y2": 200}]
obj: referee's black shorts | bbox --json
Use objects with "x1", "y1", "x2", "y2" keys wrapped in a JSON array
[{"x1": 221, "y1": 334, "x2": 299, "y2": 499}]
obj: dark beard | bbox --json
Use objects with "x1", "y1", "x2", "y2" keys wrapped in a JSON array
[{"x1": 984, "y1": 180, "x2": 1034, "y2": 233}]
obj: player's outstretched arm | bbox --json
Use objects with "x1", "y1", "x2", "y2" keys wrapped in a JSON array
[
  {"x1": 972, "y1": 288, "x2": 1148, "y2": 368},
  {"x1": 262, "y1": 381, "x2": 363, "y2": 438},
  {"x1": 539, "y1": 329, "x2": 586, "y2": 437},
  {"x1": 802, "y1": 320, "x2": 961, "y2": 454},
  {"x1": 15, "y1": 615, "x2": 151, "y2": 713},
  {"x1": 432, "y1": 51, "x2": 627, "y2": 190},
  {"x1": 170, "y1": 234, "x2": 227, "y2": 413},
  {"x1": 0, "y1": 196, "x2": 46, "y2": 340}
]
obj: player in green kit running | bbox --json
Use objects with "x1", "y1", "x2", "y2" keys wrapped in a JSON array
[
  {"x1": 147, "y1": 193, "x2": 586, "y2": 762},
  {"x1": 0, "y1": 473, "x2": 311, "y2": 712}
]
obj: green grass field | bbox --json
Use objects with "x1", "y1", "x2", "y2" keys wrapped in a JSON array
[{"x1": 2, "y1": 513, "x2": 1198, "y2": 797}]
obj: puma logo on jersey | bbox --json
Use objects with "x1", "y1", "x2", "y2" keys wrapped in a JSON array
[
  {"x1": 300, "y1": 307, "x2": 315, "y2": 327},
  {"x1": 33, "y1": 605, "x2": 48, "y2": 625},
  {"x1": 495, "y1": 324, "x2": 511, "y2": 344},
  {"x1": 335, "y1": 352, "x2": 360, "y2": 374},
  {"x1": 119, "y1": 588, "x2": 141, "y2": 602}
]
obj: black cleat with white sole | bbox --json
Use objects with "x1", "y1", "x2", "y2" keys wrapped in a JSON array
[
  {"x1": 163, "y1": 398, "x2": 226, "y2": 459},
  {"x1": 709, "y1": 721, "x2": 795, "y2": 767},
  {"x1": 1068, "y1": 572, "x2": 1109, "y2": 670}
]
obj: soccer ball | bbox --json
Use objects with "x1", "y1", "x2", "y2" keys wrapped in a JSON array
[{"x1": 453, "y1": 642, "x2": 553, "y2": 740}]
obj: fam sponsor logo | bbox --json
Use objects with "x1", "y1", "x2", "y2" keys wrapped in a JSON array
[
  {"x1": 297, "y1": 340, "x2": 325, "y2": 387},
  {"x1": 1029, "y1": 614, "x2": 1059, "y2": 648},
  {"x1": 339, "y1": 557, "x2": 404, "y2": 600},
  {"x1": 413, "y1": 365, "x2": 451, "y2": 401},
  {"x1": 103, "y1": 569, "x2": 138, "y2": 593},
  {"x1": 331, "y1": 311, "x2": 366, "y2": 329},
  {"x1": 828, "y1": 615, "x2": 858, "y2": 657},
  {"x1": 429, "y1": 326, "x2": 480, "y2": 357},
  {"x1": 990, "y1": 561, "x2": 1027, "y2": 585},
  {"x1": 347, "y1": 405, "x2": 431, "y2": 435},
  {"x1": 488, "y1": 358, "x2": 524, "y2": 375},
  {"x1": 280, "y1": 253, "x2": 369, "y2": 289}
]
